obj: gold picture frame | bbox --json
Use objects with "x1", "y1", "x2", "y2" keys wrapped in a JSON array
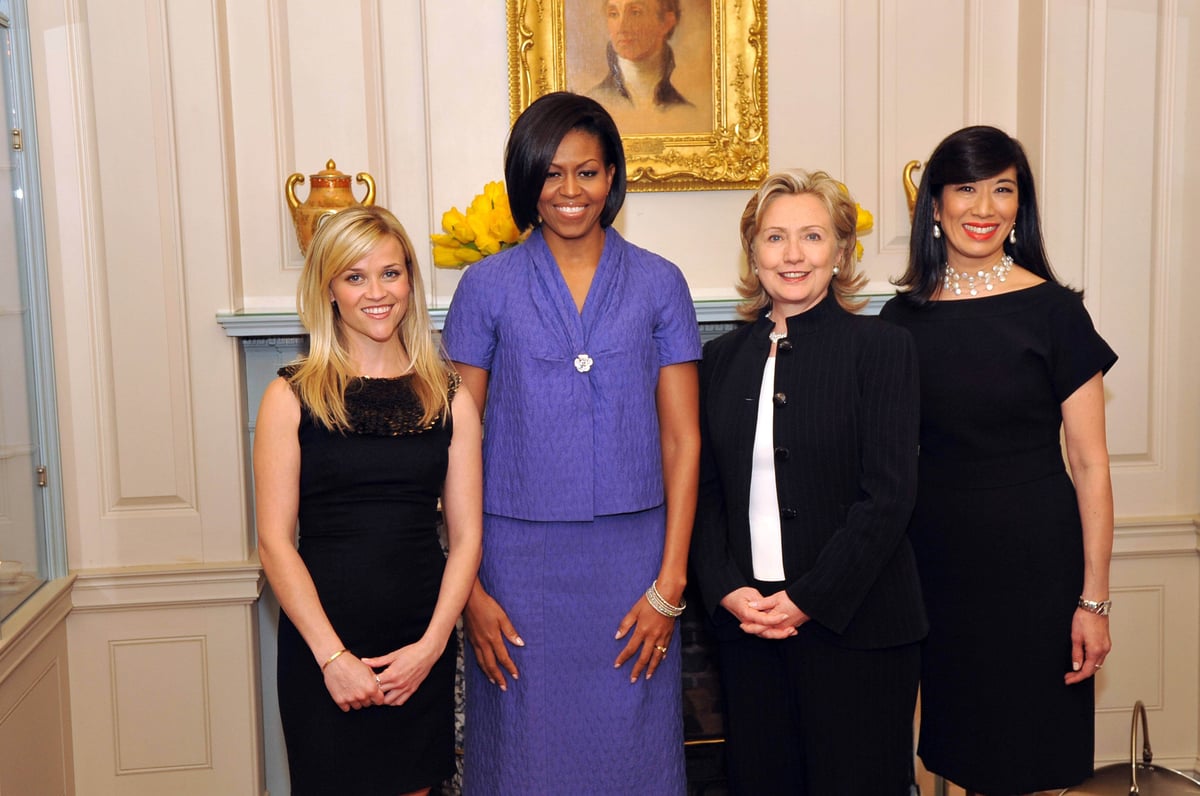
[{"x1": 507, "y1": 0, "x2": 768, "y2": 192}]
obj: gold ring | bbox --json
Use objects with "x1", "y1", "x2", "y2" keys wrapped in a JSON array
[{"x1": 655, "y1": 645, "x2": 668, "y2": 655}]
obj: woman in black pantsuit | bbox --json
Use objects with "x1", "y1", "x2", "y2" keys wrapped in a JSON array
[{"x1": 691, "y1": 170, "x2": 927, "y2": 795}]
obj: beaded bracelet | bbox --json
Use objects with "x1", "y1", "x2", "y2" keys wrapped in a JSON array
[
  {"x1": 320, "y1": 648, "x2": 349, "y2": 672},
  {"x1": 645, "y1": 580, "x2": 686, "y2": 618}
]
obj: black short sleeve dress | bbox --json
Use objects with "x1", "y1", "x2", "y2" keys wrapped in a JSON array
[
  {"x1": 880, "y1": 282, "x2": 1117, "y2": 795},
  {"x1": 274, "y1": 369, "x2": 459, "y2": 795}
]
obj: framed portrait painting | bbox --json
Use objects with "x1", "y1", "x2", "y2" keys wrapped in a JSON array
[{"x1": 507, "y1": 0, "x2": 768, "y2": 192}]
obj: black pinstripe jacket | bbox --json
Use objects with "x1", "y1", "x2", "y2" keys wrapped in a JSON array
[{"x1": 691, "y1": 291, "x2": 929, "y2": 649}]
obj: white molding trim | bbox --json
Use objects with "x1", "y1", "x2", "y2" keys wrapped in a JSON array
[
  {"x1": 1112, "y1": 515, "x2": 1199, "y2": 559},
  {"x1": 71, "y1": 563, "x2": 263, "y2": 612}
]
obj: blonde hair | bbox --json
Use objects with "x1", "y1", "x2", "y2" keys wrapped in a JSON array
[
  {"x1": 290, "y1": 205, "x2": 451, "y2": 430},
  {"x1": 736, "y1": 169, "x2": 869, "y2": 319}
]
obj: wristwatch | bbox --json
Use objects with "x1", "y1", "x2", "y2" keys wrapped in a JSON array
[{"x1": 1077, "y1": 596, "x2": 1112, "y2": 616}]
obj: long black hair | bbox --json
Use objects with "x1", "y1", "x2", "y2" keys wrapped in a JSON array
[
  {"x1": 895, "y1": 125, "x2": 1064, "y2": 304},
  {"x1": 504, "y1": 92, "x2": 627, "y2": 232}
]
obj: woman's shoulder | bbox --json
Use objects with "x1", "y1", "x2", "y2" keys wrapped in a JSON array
[
  {"x1": 838, "y1": 307, "x2": 915, "y2": 352},
  {"x1": 701, "y1": 321, "x2": 754, "y2": 358},
  {"x1": 259, "y1": 373, "x2": 303, "y2": 423},
  {"x1": 455, "y1": 243, "x2": 530, "y2": 288},
  {"x1": 879, "y1": 291, "x2": 921, "y2": 321},
  {"x1": 276, "y1": 362, "x2": 300, "y2": 380}
]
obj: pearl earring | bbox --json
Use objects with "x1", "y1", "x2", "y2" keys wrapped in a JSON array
[
  {"x1": 1009, "y1": 227, "x2": 1017, "y2": 245},
  {"x1": 933, "y1": 222, "x2": 942, "y2": 240},
  {"x1": 832, "y1": 266, "x2": 840, "y2": 275}
]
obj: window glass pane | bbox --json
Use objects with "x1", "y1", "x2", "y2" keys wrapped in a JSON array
[{"x1": 0, "y1": 13, "x2": 48, "y2": 618}]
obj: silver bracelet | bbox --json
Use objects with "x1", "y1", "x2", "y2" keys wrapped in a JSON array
[
  {"x1": 645, "y1": 580, "x2": 686, "y2": 618},
  {"x1": 1077, "y1": 596, "x2": 1112, "y2": 616}
]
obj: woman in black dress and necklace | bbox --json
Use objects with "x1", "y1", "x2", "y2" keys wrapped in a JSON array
[
  {"x1": 255, "y1": 206, "x2": 482, "y2": 795},
  {"x1": 881, "y1": 126, "x2": 1116, "y2": 795}
]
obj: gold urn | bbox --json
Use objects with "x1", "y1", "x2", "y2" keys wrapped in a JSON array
[{"x1": 285, "y1": 159, "x2": 377, "y2": 254}]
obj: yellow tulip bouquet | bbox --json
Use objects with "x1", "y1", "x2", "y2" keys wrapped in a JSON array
[
  {"x1": 835, "y1": 180, "x2": 875, "y2": 262},
  {"x1": 854, "y1": 203, "x2": 874, "y2": 262},
  {"x1": 431, "y1": 181, "x2": 526, "y2": 268}
]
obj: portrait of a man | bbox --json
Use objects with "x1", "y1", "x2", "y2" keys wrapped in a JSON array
[{"x1": 567, "y1": 0, "x2": 713, "y2": 135}]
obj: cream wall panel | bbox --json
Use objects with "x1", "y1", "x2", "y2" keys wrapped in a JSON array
[
  {"x1": 1096, "y1": 0, "x2": 1156, "y2": 456},
  {"x1": 1041, "y1": 0, "x2": 1200, "y2": 520},
  {"x1": 225, "y1": 0, "x2": 295, "y2": 308},
  {"x1": 1095, "y1": 533, "x2": 1200, "y2": 770},
  {"x1": 26, "y1": 0, "x2": 251, "y2": 566},
  {"x1": 112, "y1": 637, "x2": 211, "y2": 773},
  {"x1": 69, "y1": 566, "x2": 263, "y2": 795},
  {"x1": 164, "y1": 0, "x2": 252, "y2": 563},
  {"x1": 84, "y1": 0, "x2": 195, "y2": 508},
  {"x1": 371, "y1": 3, "x2": 434, "y2": 302}
]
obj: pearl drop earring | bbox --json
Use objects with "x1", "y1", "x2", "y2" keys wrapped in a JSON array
[
  {"x1": 933, "y1": 222, "x2": 942, "y2": 240},
  {"x1": 1009, "y1": 227, "x2": 1017, "y2": 244}
]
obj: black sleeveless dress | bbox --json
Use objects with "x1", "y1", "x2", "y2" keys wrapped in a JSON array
[{"x1": 275, "y1": 371, "x2": 458, "y2": 795}]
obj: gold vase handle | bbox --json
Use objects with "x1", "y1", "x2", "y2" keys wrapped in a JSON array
[
  {"x1": 356, "y1": 172, "x2": 376, "y2": 207},
  {"x1": 903, "y1": 160, "x2": 922, "y2": 220},
  {"x1": 285, "y1": 172, "x2": 305, "y2": 210}
]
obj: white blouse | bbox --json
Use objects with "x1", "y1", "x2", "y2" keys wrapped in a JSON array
[{"x1": 748, "y1": 356, "x2": 786, "y2": 582}]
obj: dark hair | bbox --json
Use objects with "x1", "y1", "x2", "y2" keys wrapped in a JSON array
[
  {"x1": 504, "y1": 92, "x2": 627, "y2": 231},
  {"x1": 895, "y1": 125, "x2": 1064, "y2": 304}
]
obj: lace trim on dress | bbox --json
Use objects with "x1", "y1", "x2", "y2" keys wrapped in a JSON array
[{"x1": 278, "y1": 364, "x2": 460, "y2": 437}]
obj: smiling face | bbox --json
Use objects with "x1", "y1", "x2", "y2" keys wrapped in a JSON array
[
  {"x1": 934, "y1": 165, "x2": 1019, "y2": 271},
  {"x1": 536, "y1": 128, "x2": 615, "y2": 251},
  {"x1": 328, "y1": 235, "x2": 411, "y2": 351},
  {"x1": 605, "y1": 0, "x2": 676, "y2": 62},
  {"x1": 753, "y1": 192, "x2": 843, "y2": 318}
]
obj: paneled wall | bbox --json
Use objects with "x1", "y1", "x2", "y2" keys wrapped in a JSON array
[{"x1": 2, "y1": 0, "x2": 1196, "y2": 793}]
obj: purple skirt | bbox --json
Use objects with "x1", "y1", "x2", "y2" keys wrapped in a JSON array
[{"x1": 463, "y1": 506, "x2": 686, "y2": 795}]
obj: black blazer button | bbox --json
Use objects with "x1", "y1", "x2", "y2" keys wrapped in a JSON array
[
  {"x1": 776, "y1": 338, "x2": 793, "y2": 353},
  {"x1": 773, "y1": 392, "x2": 787, "y2": 406},
  {"x1": 780, "y1": 508, "x2": 797, "y2": 520},
  {"x1": 774, "y1": 446, "x2": 789, "y2": 461}
]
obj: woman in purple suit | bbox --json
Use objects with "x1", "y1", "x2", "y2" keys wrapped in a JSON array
[{"x1": 441, "y1": 91, "x2": 700, "y2": 794}]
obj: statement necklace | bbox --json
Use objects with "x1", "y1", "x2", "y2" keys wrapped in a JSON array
[
  {"x1": 942, "y1": 255, "x2": 1014, "y2": 296},
  {"x1": 765, "y1": 312, "x2": 787, "y2": 343}
]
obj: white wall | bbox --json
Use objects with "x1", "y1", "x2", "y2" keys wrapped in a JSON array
[{"x1": 0, "y1": 0, "x2": 1195, "y2": 792}]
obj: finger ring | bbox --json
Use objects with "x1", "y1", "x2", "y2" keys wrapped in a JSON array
[
  {"x1": 655, "y1": 645, "x2": 668, "y2": 654},
  {"x1": 1094, "y1": 663, "x2": 1103, "y2": 670},
  {"x1": 374, "y1": 674, "x2": 382, "y2": 689}
]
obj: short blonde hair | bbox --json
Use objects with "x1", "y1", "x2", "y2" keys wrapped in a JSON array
[
  {"x1": 736, "y1": 170, "x2": 868, "y2": 319},
  {"x1": 291, "y1": 205, "x2": 451, "y2": 430}
]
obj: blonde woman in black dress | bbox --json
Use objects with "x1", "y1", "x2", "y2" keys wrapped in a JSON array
[
  {"x1": 255, "y1": 206, "x2": 482, "y2": 795},
  {"x1": 881, "y1": 126, "x2": 1116, "y2": 795}
]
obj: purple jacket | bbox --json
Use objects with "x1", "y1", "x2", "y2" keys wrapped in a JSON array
[{"x1": 442, "y1": 227, "x2": 700, "y2": 521}]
